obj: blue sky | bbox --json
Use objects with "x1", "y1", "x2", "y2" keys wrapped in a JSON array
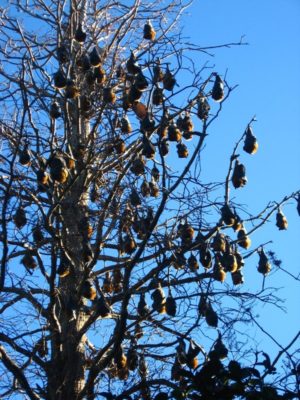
[
  {"x1": 182, "y1": 0, "x2": 300, "y2": 360},
  {"x1": 1, "y1": 1, "x2": 298, "y2": 395}
]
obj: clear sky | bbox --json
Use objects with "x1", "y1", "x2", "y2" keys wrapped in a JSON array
[
  {"x1": 1, "y1": 1, "x2": 298, "y2": 394},
  {"x1": 183, "y1": 0, "x2": 300, "y2": 360}
]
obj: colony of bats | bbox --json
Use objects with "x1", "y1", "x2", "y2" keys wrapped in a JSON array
[{"x1": 6, "y1": 13, "x2": 297, "y2": 397}]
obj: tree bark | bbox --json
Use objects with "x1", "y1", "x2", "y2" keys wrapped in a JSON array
[{"x1": 47, "y1": 100, "x2": 91, "y2": 399}]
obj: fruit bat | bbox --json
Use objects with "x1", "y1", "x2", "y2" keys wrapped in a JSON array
[
  {"x1": 142, "y1": 137, "x2": 155, "y2": 159},
  {"x1": 243, "y1": 126, "x2": 258, "y2": 154},
  {"x1": 212, "y1": 233, "x2": 226, "y2": 253},
  {"x1": 103, "y1": 87, "x2": 116, "y2": 104},
  {"x1": 94, "y1": 66, "x2": 106, "y2": 84},
  {"x1": 141, "y1": 180, "x2": 151, "y2": 197},
  {"x1": 181, "y1": 114, "x2": 194, "y2": 132},
  {"x1": 151, "y1": 165, "x2": 160, "y2": 182},
  {"x1": 82, "y1": 279, "x2": 97, "y2": 300},
  {"x1": 137, "y1": 293, "x2": 149, "y2": 317},
  {"x1": 112, "y1": 268, "x2": 123, "y2": 293},
  {"x1": 32, "y1": 226, "x2": 44, "y2": 244},
  {"x1": 77, "y1": 54, "x2": 91, "y2": 72},
  {"x1": 163, "y1": 66, "x2": 176, "y2": 91},
  {"x1": 49, "y1": 155, "x2": 69, "y2": 183},
  {"x1": 276, "y1": 209, "x2": 288, "y2": 230},
  {"x1": 74, "y1": 23, "x2": 87, "y2": 43},
  {"x1": 211, "y1": 74, "x2": 224, "y2": 102},
  {"x1": 126, "y1": 51, "x2": 141, "y2": 75},
  {"x1": 231, "y1": 270, "x2": 244, "y2": 285},
  {"x1": 257, "y1": 248, "x2": 271, "y2": 276},
  {"x1": 159, "y1": 140, "x2": 169, "y2": 157},
  {"x1": 97, "y1": 295, "x2": 111, "y2": 317},
  {"x1": 149, "y1": 181, "x2": 159, "y2": 197},
  {"x1": 213, "y1": 262, "x2": 226, "y2": 283},
  {"x1": 21, "y1": 251, "x2": 37, "y2": 270},
  {"x1": 130, "y1": 189, "x2": 141, "y2": 207},
  {"x1": 221, "y1": 204, "x2": 236, "y2": 226},
  {"x1": 130, "y1": 158, "x2": 145, "y2": 176},
  {"x1": 199, "y1": 246, "x2": 212, "y2": 269},
  {"x1": 166, "y1": 294, "x2": 177, "y2": 317},
  {"x1": 152, "y1": 87, "x2": 164, "y2": 106},
  {"x1": 151, "y1": 283, "x2": 166, "y2": 313},
  {"x1": 19, "y1": 145, "x2": 31, "y2": 166},
  {"x1": 114, "y1": 137, "x2": 126, "y2": 154},
  {"x1": 153, "y1": 61, "x2": 164, "y2": 83},
  {"x1": 232, "y1": 160, "x2": 247, "y2": 189},
  {"x1": 222, "y1": 251, "x2": 238, "y2": 273},
  {"x1": 143, "y1": 21, "x2": 156, "y2": 40},
  {"x1": 205, "y1": 302, "x2": 218, "y2": 327},
  {"x1": 187, "y1": 339, "x2": 203, "y2": 369},
  {"x1": 168, "y1": 124, "x2": 182, "y2": 142},
  {"x1": 209, "y1": 334, "x2": 228, "y2": 360},
  {"x1": 57, "y1": 259, "x2": 70, "y2": 278},
  {"x1": 102, "y1": 272, "x2": 113, "y2": 293},
  {"x1": 177, "y1": 143, "x2": 189, "y2": 158},
  {"x1": 140, "y1": 114, "x2": 155, "y2": 133},
  {"x1": 188, "y1": 254, "x2": 199, "y2": 271},
  {"x1": 132, "y1": 102, "x2": 148, "y2": 119},
  {"x1": 89, "y1": 46, "x2": 102, "y2": 66},
  {"x1": 53, "y1": 69, "x2": 67, "y2": 89},
  {"x1": 134, "y1": 72, "x2": 148, "y2": 91},
  {"x1": 57, "y1": 45, "x2": 69, "y2": 63},
  {"x1": 123, "y1": 235, "x2": 137, "y2": 254},
  {"x1": 14, "y1": 206, "x2": 27, "y2": 229},
  {"x1": 128, "y1": 85, "x2": 143, "y2": 102},
  {"x1": 120, "y1": 115, "x2": 132, "y2": 133},
  {"x1": 237, "y1": 228, "x2": 251, "y2": 249},
  {"x1": 65, "y1": 80, "x2": 79, "y2": 99},
  {"x1": 50, "y1": 102, "x2": 61, "y2": 119},
  {"x1": 197, "y1": 95, "x2": 210, "y2": 120}
]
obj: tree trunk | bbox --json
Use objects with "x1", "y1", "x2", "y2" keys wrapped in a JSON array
[{"x1": 47, "y1": 102, "x2": 91, "y2": 399}]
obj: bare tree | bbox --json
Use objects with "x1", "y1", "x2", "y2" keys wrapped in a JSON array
[{"x1": 0, "y1": 1, "x2": 299, "y2": 399}]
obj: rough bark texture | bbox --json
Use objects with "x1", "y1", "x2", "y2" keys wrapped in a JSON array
[{"x1": 47, "y1": 103, "x2": 90, "y2": 399}]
